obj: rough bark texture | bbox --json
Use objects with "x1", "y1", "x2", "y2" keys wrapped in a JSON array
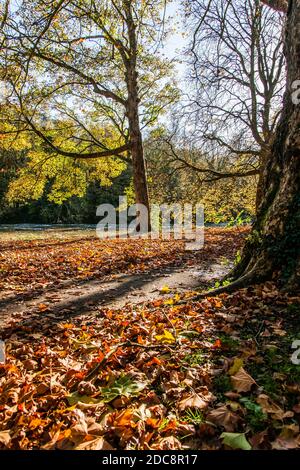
[
  {"x1": 126, "y1": 67, "x2": 150, "y2": 211},
  {"x1": 231, "y1": 0, "x2": 300, "y2": 291},
  {"x1": 125, "y1": 1, "x2": 151, "y2": 227},
  {"x1": 255, "y1": 150, "x2": 271, "y2": 211}
]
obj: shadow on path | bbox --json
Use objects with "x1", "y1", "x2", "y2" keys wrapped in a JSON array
[{"x1": 0, "y1": 261, "x2": 230, "y2": 333}]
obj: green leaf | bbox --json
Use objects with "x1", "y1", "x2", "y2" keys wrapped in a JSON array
[
  {"x1": 101, "y1": 374, "x2": 148, "y2": 403},
  {"x1": 239, "y1": 397, "x2": 263, "y2": 415},
  {"x1": 220, "y1": 432, "x2": 252, "y2": 450}
]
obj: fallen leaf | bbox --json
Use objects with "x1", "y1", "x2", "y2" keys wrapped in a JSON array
[
  {"x1": 178, "y1": 389, "x2": 214, "y2": 411},
  {"x1": 153, "y1": 436, "x2": 182, "y2": 450},
  {"x1": 228, "y1": 358, "x2": 243, "y2": 376},
  {"x1": 207, "y1": 405, "x2": 240, "y2": 432},
  {"x1": 67, "y1": 392, "x2": 103, "y2": 406},
  {"x1": 271, "y1": 425, "x2": 300, "y2": 450},
  {"x1": 220, "y1": 432, "x2": 252, "y2": 450},
  {"x1": 155, "y1": 329, "x2": 176, "y2": 344},
  {"x1": 256, "y1": 394, "x2": 286, "y2": 420},
  {"x1": 75, "y1": 437, "x2": 114, "y2": 450},
  {"x1": 231, "y1": 367, "x2": 256, "y2": 392},
  {"x1": 160, "y1": 285, "x2": 170, "y2": 294},
  {"x1": 212, "y1": 339, "x2": 222, "y2": 349},
  {"x1": 249, "y1": 430, "x2": 268, "y2": 449},
  {"x1": 0, "y1": 341, "x2": 5, "y2": 364},
  {"x1": 38, "y1": 303, "x2": 49, "y2": 311},
  {"x1": 0, "y1": 430, "x2": 11, "y2": 447}
]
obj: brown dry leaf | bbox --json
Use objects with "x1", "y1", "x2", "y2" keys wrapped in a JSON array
[
  {"x1": 249, "y1": 430, "x2": 268, "y2": 449},
  {"x1": 241, "y1": 340, "x2": 257, "y2": 358},
  {"x1": 286, "y1": 383, "x2": 300, "y2": 394},
  {"x1": 272, "y1": 327, "x2": 287, "y2": 336},
  {"x1": 70, "y1": 411, "x2": 103, "y2": 437},
  {"x1": 41, "y1": 427, "x2": 62, "y2": 450},
  {"x1": 271, "y1": 425, "x2": 300, "y2": 450},
  {"x1": 0, "y1": 430, "x2": 11, "y2": 447},
  {"x1": 256, "y1": 394, "x2": 286, "y2": 420},
  {"x1": 153, "y1": 436, "x2": 182, "y2": 450},
  {"x1": 178, "y1": 388, "x2": 214, "y2": 411},
  {"x1": 75, "y1": 436, "x2": 114, "y2": 450},
  {"x1": 224, "y1": 391, "x2": 241, "y2": 400},
  {"x1": 231, "y1": 367, "x2": 256, "y2": 392},
  {"x1": 206, "y1": 404, "x2": 240, "y2": 432},
  {"x1": 71, "y1": 412, "x2": 89, "y2": 436},
  {"x1": 77, "y1": 381, "x2": 97, "y2": 396}
]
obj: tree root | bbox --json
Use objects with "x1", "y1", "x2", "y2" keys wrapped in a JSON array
[{"x1": 179, "y1": 266, "x2": 265, "y2": 303}]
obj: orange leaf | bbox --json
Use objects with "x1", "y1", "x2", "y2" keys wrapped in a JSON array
[
  {"x1": 146, "y1": 418, "x2": 160, "y2": 428},
  {"x1": 113, "y1": 409, "x2": 135, "y2": 428},
  {"x1": 29, "y1": 418, "x2": 43, "y2": 430},
  {"x1": 137, "y1": 335, "x2": 145, "y2": 345},
  {"x1": 212, "y1": 339, "x2": 222, "y2": 349},
  {"x1": 38, "y1": 303, "x2": 48, "y2": 311},
  {"x1": 145, "y1": 357, "x2": 162, "y2": 367},
  {"x1": 62, "y1": 323, "x2": 74, "y2": 329}
]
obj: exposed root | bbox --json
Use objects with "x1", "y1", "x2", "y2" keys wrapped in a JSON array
[{"x1": 180, "y1": 265, "x2": 266, "y2": 302}]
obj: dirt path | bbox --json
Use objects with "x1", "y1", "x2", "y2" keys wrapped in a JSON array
[{"x1": 0, "y1": 261, "x2": 231, "y2": 329}]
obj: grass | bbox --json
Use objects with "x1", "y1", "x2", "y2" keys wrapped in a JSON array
[
  {"x1": 183, "y1": 409, "x2": 204, "y2": 425},
  {"x1": 0, "y1": 228, "x2": 96, "y2": 242},
  {"x1": 0, "y1": 227, "x2": 96, "y2": 242},
  {"x1": 182, "y1": 351, "x2": 206, "y2": 367},
  {"x1": 218, "y1": 334, "x2": 240, "y2": 351}
]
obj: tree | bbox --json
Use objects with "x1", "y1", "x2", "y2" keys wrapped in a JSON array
[
  {"x1": 145, "y1": 132, "x2": 257, "y2": 222},
  {"x1": 0, "y1": 0, "x2": 177, "y2": 224},
  {"x1": 198, "y1": 0, "x2": 299, "y2": 293},
  {"x1": 178, "y1": 0, "x2": 285, "y2": 207}
]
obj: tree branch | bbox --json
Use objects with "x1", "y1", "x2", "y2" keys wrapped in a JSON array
[
  {"x1": 27, "y1": 50, "x2": 126, "y2": 106},
  {"x1": 163, "y1": 139, "x2": 260, "y2": 181},
  {"x1": 23, "y1": 115, "x2": 130, "y2": 162}
]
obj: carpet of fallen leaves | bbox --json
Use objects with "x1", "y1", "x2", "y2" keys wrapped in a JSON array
[
  {"x1": 1, "y1": 281, "x2": 299, "y2": 450},
  {"x1": 0, "y1": 227, "x2": 247, "y2": 296}
]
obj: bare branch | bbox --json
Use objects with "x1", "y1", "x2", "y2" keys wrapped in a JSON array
[{"x1": 163, "y1": 137, "x2": 260, "y2": 181}]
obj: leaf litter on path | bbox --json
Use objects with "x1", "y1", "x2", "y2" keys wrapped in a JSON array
[{"x1": 0, "y1": 277, "x2": 299, "y2": 450}]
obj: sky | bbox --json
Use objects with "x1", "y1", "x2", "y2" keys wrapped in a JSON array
[{"x1": 161, "y1": 0, "x2": 187, "y2": 79}]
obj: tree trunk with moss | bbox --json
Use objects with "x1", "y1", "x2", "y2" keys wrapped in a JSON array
[{"x1": 230, "y1": 0, "x2": 299, "y2": 290}]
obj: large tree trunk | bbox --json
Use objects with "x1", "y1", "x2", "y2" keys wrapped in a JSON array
[
  {"x1": 125, "y1": 1, "x2": 151, "y2": 230},
  {"x1": 231, "y1": 0, "x2": 300, "y2": 291},
  {"x1": 126, "y1": 65, "x2": 151, "y2": 232},
  {"x1": 255, "y1": 150, "x2": 270, "y2": 211},
  {"x1": 126, "y1": 70, "x2": 150, "y2": 210}
]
